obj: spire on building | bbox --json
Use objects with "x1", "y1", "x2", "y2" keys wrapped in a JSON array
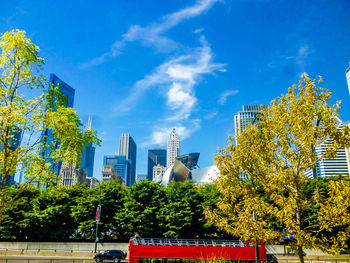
[{"x1": 87, "y1": 115, "x2": 92, "y2": 130}]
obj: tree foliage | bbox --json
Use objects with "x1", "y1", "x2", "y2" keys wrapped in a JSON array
[
  {"x1": 0, "y1": 30, "x2": 100, "y2": 222},
  {"x1": 0, "y1": 180, "x2": 222, "y2": 241},
  {"x1": 206, "y1": 74, "x2": 350, "y2": 263}
]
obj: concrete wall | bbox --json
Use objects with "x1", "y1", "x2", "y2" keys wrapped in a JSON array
[
  {"x1": 0, "y1": 242, "x2": 129, "y2": 252},
  {"x1": 0, "y1": 242, "x2": 329, "y2": 256}
]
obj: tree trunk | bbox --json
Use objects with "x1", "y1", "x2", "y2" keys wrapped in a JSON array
[{"x1": 297, "y1": 244, "x2": 304, "y2": 263}]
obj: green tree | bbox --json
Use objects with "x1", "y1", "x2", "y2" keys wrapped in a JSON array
[
  {"x1": 23, "y1": 184, "x2": 86, "y2": 241},
  {"x1": 0, "y1": 30, "x2": 100, "y2": 222},
  {"x1": 72, "y1": 180, "x2": 126, "y2": 241},
  {"x1": 115, "y1": 180, "x2": 166, "y2": 239},
  {"x1": 0, "y1": 185, "x2": 39, "y2": 240},
  {"x1": 206, "y1": 74, "x2": 350, "y2": 263},
  {"x1": 161, "y1": 180, "x2": 209, "y2": 238}
]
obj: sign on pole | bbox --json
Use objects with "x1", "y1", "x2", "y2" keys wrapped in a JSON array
[{"x1": 95, "y1": 204, "x2": 101, "y2": 222}]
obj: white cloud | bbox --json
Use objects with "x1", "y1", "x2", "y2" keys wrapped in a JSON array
[
  {"x1": 204, "y1": 111, "x2": 218, "y2": 119},
  {"x1": 193, "y1": 28, "x2": 205, "y2": 34},
  {"x1": 119, "y1": 37, "x2": 225, "y2": 147},
  {"x1": 79, "y1": 0, "x2": 222, "y2": 69},
  {"x1": 114, "y1": 37, "x2": 226, "y2": 119},
  {"x1": 218, "y1": 89, "x2": 239, "y2": 105}
]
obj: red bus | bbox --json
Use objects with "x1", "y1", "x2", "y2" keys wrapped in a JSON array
[{"x1": 128, "y1": 237, "x2": 267, "y2": 263}]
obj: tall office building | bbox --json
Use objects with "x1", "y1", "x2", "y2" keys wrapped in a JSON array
[
  {"x1": 0, "y1": 127, "x2": 22, "y2": 186},
  {"x1": 101, "y1": 165, "x2": 124, "y2": 184},
  {"x1": 234, "y1": 105, "x2": 264, "y2": 142},
  {"x1": 59, "y1": 162, "x2": 86, "y2": 187},
  {"x1": 103, "y1": 155, "x2": 131, "y2": 185},
  {"x1": 81, "y1": 117, "x2": 95, "y2": 178},
  {"x1": 167, "y1": 128, "x2": 180, "y2": 168},
  {"x1": 346, "y1": 65, "x2": 350, "y2": 96},
  {"x1": 305, "y1": 120, "x2": 349, "y2": 178},
  {"x1": 346, "y1": 124, "x2": 350, "y2": 173},
  {"x1": 41, "y1": 74, "x2": 75, "y2": 188},
  {"x1": 147, "y1": 149, "x2": 166, "y2": 180},
  {"x1": 234, "y1": 105, "x2": 265, "y2": 179},
  {"x1": 119, "y1": 133, "x2": 137, "y2": 186}
]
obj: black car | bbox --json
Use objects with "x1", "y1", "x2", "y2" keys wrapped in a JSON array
[{"x1": 94, "y1": 250, "x2": 127, "y2": 263}]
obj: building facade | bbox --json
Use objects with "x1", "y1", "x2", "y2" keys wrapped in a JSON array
[
  {"x1": 167, "y1": 128, "x2": 180, "y2": 168},
  {"x1": 103, "y1": 155, "x2": 130, "y2": 185},
  {"x1": 81, "y1": 143, "x2": 95, "y2": 178},
  {"x1": 119, "y1": 133, "x2": 137, "y2": 186},
  {"x1": 59, "y1": 162, "x2": 86, "y2": 187},
  {"x1": 41, "y1": 74, "x2": 75, "y2": 189},
  {"x1": 101, "y1": 165, "x2": 120, "y2": 184},
  {"x1": 0, "y1": 127, "x2": 22, "y2": 186},
  {"x1": 305, "y1": 120, "x2": 349, "y2": 178},
  {"x1": 86, "y1": 176, "x2": 100, "y2": 188},
  {"x1": 234, "y1": 105, "x2": 264, "y2": 179},
  {"x1": 234, "y1": 105, "x2": 264, "y2": 142},
  {"x1": 147, "y1": 149, "x2": 166, "y2": 180},
  {"x1": 153, "y1": 165, "x2": 166, "y2": 183}
]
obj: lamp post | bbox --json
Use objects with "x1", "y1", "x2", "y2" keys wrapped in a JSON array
[{"x1": 94, "y1": 184, "x2": 102, "y2": 253}]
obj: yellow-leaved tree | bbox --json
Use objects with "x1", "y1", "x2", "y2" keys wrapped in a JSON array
[
  {"x1": 206, "y1": 74, "x2": 350, "y2": 263},
  {"x1": 0, "y1": 30, "x2": 100, "y2": 222}
]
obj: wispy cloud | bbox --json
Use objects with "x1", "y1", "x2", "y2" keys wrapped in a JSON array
[
  {"x1": 114, "y1": 36, "x2": 226, "y2": 117},
  {"x1": 193, "y1": 28, "x2": 205, "y2": 34},
  {"x1": 120, "y1": 37, "x2": 225, "y2": 147},
  {"x1": 267, "y1": 44, "x2": 313, "y2": 77},
  {"x1": 79, "y1": 0, "x2": 222, "y2": 69},
  {"x1": 218, "y1": 89, "x2": 239, "y2": 105},
  {"x1": 204, "y1": 111, "x2": 218, "y2": 119}
]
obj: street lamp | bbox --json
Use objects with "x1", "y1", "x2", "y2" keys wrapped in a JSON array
[{"x1": 94, "y1": 183, "x2": 102, "y2": 253}]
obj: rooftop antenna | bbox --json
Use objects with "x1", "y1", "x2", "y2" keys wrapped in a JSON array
[{"x1": 87, "y1": 115, "x2": 92, "y2": 130}]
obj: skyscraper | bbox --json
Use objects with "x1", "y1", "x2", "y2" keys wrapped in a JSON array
[
  {"x1": 81, "y1": 117, "x2": 95, "y2": 178},
  {"x1": 305, "y1": 119, "x2": 349, "y2": 178},
  {"x1": 119, "y1": 133, "x2": 137, "y2": 186},
  {"x1": 147, "y1": 149, "x2": 166, "y2": 180},
  {"x1": 346, "y1": 65, "x2": 350, "y2": 96},
  {"x1": 41, "y1": 74, "x2": 75, "y2": 188},
  {"x1": 234, "y1": 105, "x2": 265, "y2": 179},
  {"x1": 59, "y1": 162, "x2": 86, "y2": 187},
  {"x1": 167, "y1": 128, "x2": 180, "y2": 168},
  {"x1": 234, "y1": 105, "x2": 264, "y2": 143},
  {"x1": 0, "y1": 127, "x2": 22, "y2": 186},
  {"x1": 103, "y1": 155, "x2": 131, "y2": 186}
]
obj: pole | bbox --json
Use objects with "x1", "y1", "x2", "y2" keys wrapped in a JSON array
[
  {"x1": 94, "y1": 184, "x2": 102, "y2": 253},
  {"x1": 253, "y1": 211, "x2": 259, "y2": 263},
  {"x1": 94, "y1": 218, "x2": 99, "y2": 253}
]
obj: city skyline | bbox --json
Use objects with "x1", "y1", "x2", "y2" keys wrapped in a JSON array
[{"x1": 1, "y1": 0, "x2": 350, "y2": 180}]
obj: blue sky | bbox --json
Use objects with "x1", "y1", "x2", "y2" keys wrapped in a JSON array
[{"x1": 2, "y1": 0, "x2": 350, "y2": 180}]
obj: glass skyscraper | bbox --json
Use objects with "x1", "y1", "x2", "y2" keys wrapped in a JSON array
[
  {"x1": 234, "y1": 105, "x2": 265, "y2": 179},
  {"x1": 0, "y1": 127, "x2": 22, "y2": 186},
  {"x1": 119, "y1": 133, "x2": 136, "y2": 186},
  {"x1": 41, "y1": 74, "x2": 75, "y2": 188},
  {"x1": 103, "y1": 155, "x2": 130, "y2": 184},
  {"x1": 147, "y1": 149, "x2": 166, "y2": 180},
  {"x1": 305, "y1": 119, "x2": 349, "y2": 178}
]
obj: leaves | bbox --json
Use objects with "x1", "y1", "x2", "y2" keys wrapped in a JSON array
[
  {"x1": 207, "y1": 74, "x2": 350, "y2": 260},
  {"x1": 0, "y1": 29, "x2": 100, "y2": 221}
]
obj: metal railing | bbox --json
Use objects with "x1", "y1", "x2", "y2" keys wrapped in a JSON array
[{"x1": 132, "y1": 237, "x2": 245, "y2": 247}]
